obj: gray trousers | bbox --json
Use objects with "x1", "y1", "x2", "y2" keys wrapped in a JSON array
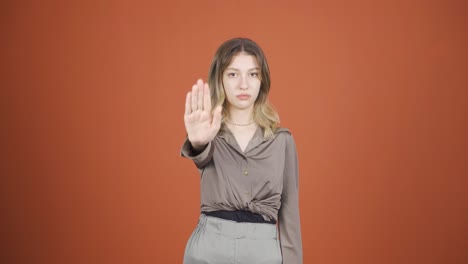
[{"x1": 183, "y1": 214, "x2": 282, "y2": 264}]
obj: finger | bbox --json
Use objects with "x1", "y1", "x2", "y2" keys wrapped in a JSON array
[
  {"x1": 191, "y1": 84, "x2": 198, "y2": 112},
  {"x1": 211, "y1": 105, "x2": 223, "y2": 132},
  {"x1": 203, "y1": 83, "x2": 211, "y2": 111},
  {"x1": 197, "y1": 79, "x2": 204, "y2": 111},
  {"x1": 184, "y1": 91, "x2": 191, "y2": 115}
]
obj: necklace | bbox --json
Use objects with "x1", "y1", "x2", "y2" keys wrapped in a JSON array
[{"x1": 224, "y1": 119, "x2": 255, "y2": 126}]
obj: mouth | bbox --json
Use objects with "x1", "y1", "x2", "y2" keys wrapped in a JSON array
[{"x1": 236, "y1": 94, "x2": 251, "y2": 100}]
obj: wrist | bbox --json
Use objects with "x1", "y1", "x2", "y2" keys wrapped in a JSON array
[{"x1": 189, "y1": 140, "x2": 208, "y2": 153}]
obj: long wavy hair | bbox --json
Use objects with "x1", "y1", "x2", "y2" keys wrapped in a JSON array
[{"x1": 208, "y1": 38, "x2": 280, "y2": 138}]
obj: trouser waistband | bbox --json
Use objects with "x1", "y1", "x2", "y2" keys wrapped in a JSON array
[{"x1": 197, "y1": 214, "x2": 278, "y2": 240}]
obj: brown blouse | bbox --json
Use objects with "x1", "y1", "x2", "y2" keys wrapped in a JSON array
[{"x1": 181, "y1": 126, "x2": 303, "y2": 263}]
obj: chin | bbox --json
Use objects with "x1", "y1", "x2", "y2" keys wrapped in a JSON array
[{"x1": 234, "y1": 104, "x2": 254, "y2": 111}]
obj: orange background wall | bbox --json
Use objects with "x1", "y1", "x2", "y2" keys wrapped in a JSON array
[{"x1": 2, "y1": 0, "x2": 467, "y2": 263}]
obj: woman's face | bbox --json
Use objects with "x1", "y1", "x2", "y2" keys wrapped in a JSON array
[{"x1": 222, "y1": 52, "x2": 261, "y2": 113}]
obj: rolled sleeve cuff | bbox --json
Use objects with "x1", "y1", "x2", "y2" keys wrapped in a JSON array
[{"x1": 180, "y1": 138, "x2": 214, "y2": 169}]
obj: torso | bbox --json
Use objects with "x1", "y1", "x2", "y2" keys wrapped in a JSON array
[
  {"x1": 225, "y1": 123, "x2": 258, "y2": 153},
  {"x1": 199, "y1": 126, "x2": 293, "y2": 221}
]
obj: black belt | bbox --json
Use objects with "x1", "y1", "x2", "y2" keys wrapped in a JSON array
[{"x1": 202, "y1": 210, "x2": 276, "y2": 224}]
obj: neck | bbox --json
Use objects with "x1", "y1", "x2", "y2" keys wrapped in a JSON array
[{"x1": 227, "y1": 107, "x2": 254, "y2": 125}]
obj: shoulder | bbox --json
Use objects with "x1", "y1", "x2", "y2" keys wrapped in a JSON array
[
  {"x1": 274, "y1": 127, "x2": 298, "y2": 146},
  {"x1": 274, "y1": 127, "x2": 293, "y2": 137},
  {"x1": 270, "y1": 127, "x2": 295, "y2": 144}
]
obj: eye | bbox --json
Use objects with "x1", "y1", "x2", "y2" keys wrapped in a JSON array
[
  {"x1": 250, "y1": 72, "x2": 259, "y2": 77},
  {"x1": 227, "y1": 72, "x2": 238, "y2": 77}
]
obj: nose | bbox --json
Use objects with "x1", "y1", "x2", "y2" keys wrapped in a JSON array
[{"x1": 240, "y1": 75, "x2": 248, "y2": 90}]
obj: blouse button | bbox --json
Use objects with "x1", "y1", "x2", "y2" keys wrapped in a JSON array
[{"x1": 244, "y1": 171, "x2": 248, "y2": 176}]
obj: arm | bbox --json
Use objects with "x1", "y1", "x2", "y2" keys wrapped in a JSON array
[
  {"x1": 182, "y1": 78, "x2": 222, "y2": 169},
  {"x1": 278, "y1": 134, "x2": 303, "y2": 263},
  {"x1": 180, "y1": 138, "x2": 214, "y2": 169}
]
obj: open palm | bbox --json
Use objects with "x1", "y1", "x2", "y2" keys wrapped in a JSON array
[{"x1": 184, "y1": 79, "x2": 222, "y2": 150}]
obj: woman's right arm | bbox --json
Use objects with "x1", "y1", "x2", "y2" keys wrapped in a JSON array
[
  {"x1": 181, "y1": 79, "x2": 222, "y2": 169},
  {"x1": 180, "y1": 138, "x2": 214, "y2": 169}
]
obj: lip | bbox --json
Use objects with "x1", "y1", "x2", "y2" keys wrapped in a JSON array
[{"x1": 236, "y1": 94, "x2": 251, "y2": 100}]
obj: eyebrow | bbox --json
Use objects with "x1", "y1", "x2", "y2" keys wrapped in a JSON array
[{"x1": 225, "y1": 67, "x2": 260, "y2": 71}]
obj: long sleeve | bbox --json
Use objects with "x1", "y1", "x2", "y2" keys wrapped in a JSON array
[
  {"x1": 278, "y1": 134, "x2": 303, "y2": 263},
  {"x1": 180, "y1": 138, "x2": 215, "y2": 169}
]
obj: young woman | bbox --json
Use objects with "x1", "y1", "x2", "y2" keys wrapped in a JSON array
[{"x1": 181, "y1": 38, "x2": 302, "y2": 264}]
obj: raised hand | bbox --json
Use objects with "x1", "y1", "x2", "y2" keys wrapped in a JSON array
[{"x1": 184, "y1": 79, "x2": 222, "y2": 151}]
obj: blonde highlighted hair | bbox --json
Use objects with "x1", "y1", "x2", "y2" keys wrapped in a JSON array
[{"x1": 208, "y1": 38, "x2": 280, "y2": 138}]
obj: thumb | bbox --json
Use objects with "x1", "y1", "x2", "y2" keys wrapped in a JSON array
[{"x1": 211, "y1": 105, "x2": 223, "y2": 130}]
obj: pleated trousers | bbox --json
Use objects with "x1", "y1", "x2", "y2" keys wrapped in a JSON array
[{"x1": 183, "y1": 214, "x2": 282, "y2": 264}]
